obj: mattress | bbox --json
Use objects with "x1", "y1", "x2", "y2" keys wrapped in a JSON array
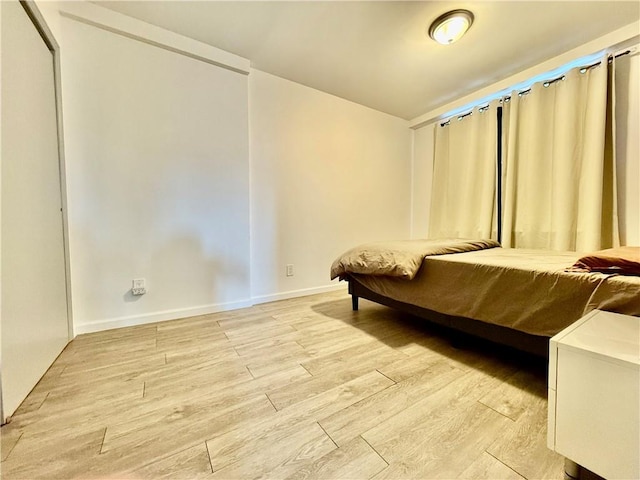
[{"x1": 350, "y1": 248, "x2": 640, "y2": 337}]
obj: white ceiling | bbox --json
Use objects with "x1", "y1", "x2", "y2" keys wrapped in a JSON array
[{"x1": 95, "y1": 1, "x2": 640, "y2": 120}]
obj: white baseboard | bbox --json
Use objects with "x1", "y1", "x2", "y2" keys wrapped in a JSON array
[
  {"x1": 251, "y1": 283, "x2": 347, "y2": 305},
  {"x1": 74, "y1": 299, "x2": 253, "y2": 335},
  {"x1": 73, "y1": 284, "x2": 348, "y2": 335}
]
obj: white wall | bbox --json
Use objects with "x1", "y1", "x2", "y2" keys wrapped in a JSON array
[
  {"x1": 411, "y1": 124, "x2": 434, "y2": 239},
  {"x1": 60, "y1": 15, "x2": 251, "y2": 333},
  {"x1": 250, "y1": 70, "x2": 412, "y2": 302},
  {"x1": 40, "y1": 3, "x2": 413, "y2": 333}
]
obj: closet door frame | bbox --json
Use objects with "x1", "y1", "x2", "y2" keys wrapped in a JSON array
[{"x1": 0, "y1": 0, "x2": 73, "y2": 422}]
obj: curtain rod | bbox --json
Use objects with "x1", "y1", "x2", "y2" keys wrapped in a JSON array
[
  {"x1": 544, "y1": 49, "x2": 629, "y2": 83},
  {"x1": 439, "y1": 49, "x2": 633, "y2": 127},
  {"x1": 508, "y1": 50, "x2": 631, "y2": 99},
  {"x1": 439, "y1": 104, "x2": 490, "y2": 126}
]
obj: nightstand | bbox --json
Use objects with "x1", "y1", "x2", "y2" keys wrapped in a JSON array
[{"x1": 548, "y1": 309, "x2": 639, "y2": 480}]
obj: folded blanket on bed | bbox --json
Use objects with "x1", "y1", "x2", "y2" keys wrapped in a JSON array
[
  {"x1": 330, "y1": 238, "x2": 500, "y2": 281},
  {"x1": 567, "y1": 246, "x2": 640, "y2": 276}
]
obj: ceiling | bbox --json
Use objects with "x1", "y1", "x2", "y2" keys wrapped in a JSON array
[{"x1": 95, "y1": 1, "x2": 640, "y2": 120}]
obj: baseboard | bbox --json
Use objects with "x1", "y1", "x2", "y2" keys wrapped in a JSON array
[
  {"x1": 74, "y1": 284, "x2": 348, "y2": 335},
  {"x1": 73, "y1": 299, "x2": 254, "y2": 335},
  {"x1": 251, "y1": 283, "x2": 346, "y2": 305}
]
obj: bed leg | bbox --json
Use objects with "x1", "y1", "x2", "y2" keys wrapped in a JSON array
[
  {"x1": 351, "y1": 295, "x2": 359, "y2": 311},
  {"x1": 563, "y1": 459, "x2": 580, "y2": 480}
]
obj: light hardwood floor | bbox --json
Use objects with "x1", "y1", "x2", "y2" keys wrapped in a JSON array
[{"x1": 0, "y1": 290, "x2": 564, "y2": 479}]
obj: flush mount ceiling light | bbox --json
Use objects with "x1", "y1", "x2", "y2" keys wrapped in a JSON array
[{"x1": 428, "y1": 9, "x2": 474, "y2": 45}]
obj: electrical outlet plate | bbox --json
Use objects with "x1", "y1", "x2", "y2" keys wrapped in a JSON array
[{"x1": 132, "y1": 278, "x2": 147, "y2": 296}]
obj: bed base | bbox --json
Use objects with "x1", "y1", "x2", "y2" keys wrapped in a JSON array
[{"x1": 348, "y1": 276, "x2": 549, "y2": 358}]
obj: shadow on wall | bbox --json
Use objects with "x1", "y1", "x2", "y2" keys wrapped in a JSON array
[
  {"x1": 122, "y1": 290, "x2": 143, "y2": 303},
  {"x1": 151, "y1": 235, "x2": 248, "y2": 307},
  {"x1": 72, "y1": 230, "x2": 249, "y2": 325}
]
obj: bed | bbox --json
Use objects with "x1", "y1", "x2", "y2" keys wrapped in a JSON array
[{"x1": 331, "y1": 239, "x2": 640, "y2": 357}]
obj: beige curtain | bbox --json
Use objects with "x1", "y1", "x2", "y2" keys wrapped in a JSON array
[
  {"x1": 429, "y1": 101, "x2": 498, "y2": 239},
  {"x1": 502, "y1": 57, "x2": 619, "y2": 251}
]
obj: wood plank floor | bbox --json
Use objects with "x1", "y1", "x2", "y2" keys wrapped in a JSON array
[{"x1": 0, "y1": 290, "x2": 564, "y2": 479}]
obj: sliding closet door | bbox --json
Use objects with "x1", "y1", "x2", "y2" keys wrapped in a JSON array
[{"x1": 1, "y1": 0, "x2": 70, "y2": 420}]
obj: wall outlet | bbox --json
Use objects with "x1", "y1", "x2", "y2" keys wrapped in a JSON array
[
  {"x1": 132, "y1": 278, "x2": 147, "y2": 296},
  {"x1": 286, "y1": 264, "x2": 294, "y2": 277}
]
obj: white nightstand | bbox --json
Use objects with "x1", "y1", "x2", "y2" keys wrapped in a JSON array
[{"x1": 548, "y1": 309, "x2": 639, "y2": 480}]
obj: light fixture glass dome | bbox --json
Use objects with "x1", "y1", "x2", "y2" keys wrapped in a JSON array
[{"x1": 428, "y1": 10, "x2": 474, "y2": 45}]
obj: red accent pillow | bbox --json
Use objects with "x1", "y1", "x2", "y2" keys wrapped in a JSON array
[{"x1": 569, "y1": 246, "x2": 640, "y2": 276}]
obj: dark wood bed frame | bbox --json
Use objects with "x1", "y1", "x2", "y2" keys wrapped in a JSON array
[{"x1": 347, "y1": 275, "x2": 550, "y2": 358}]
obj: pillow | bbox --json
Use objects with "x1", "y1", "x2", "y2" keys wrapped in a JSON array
[
  {"x1": 569, "y1": 246, "x2": 640, "y2": 276},
  {"x1": 330, "y1": 244, "x2": 426, "y2": 280},
  {"x1": 330, "y1": 238, "x2": 501, "y2": 280}
]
